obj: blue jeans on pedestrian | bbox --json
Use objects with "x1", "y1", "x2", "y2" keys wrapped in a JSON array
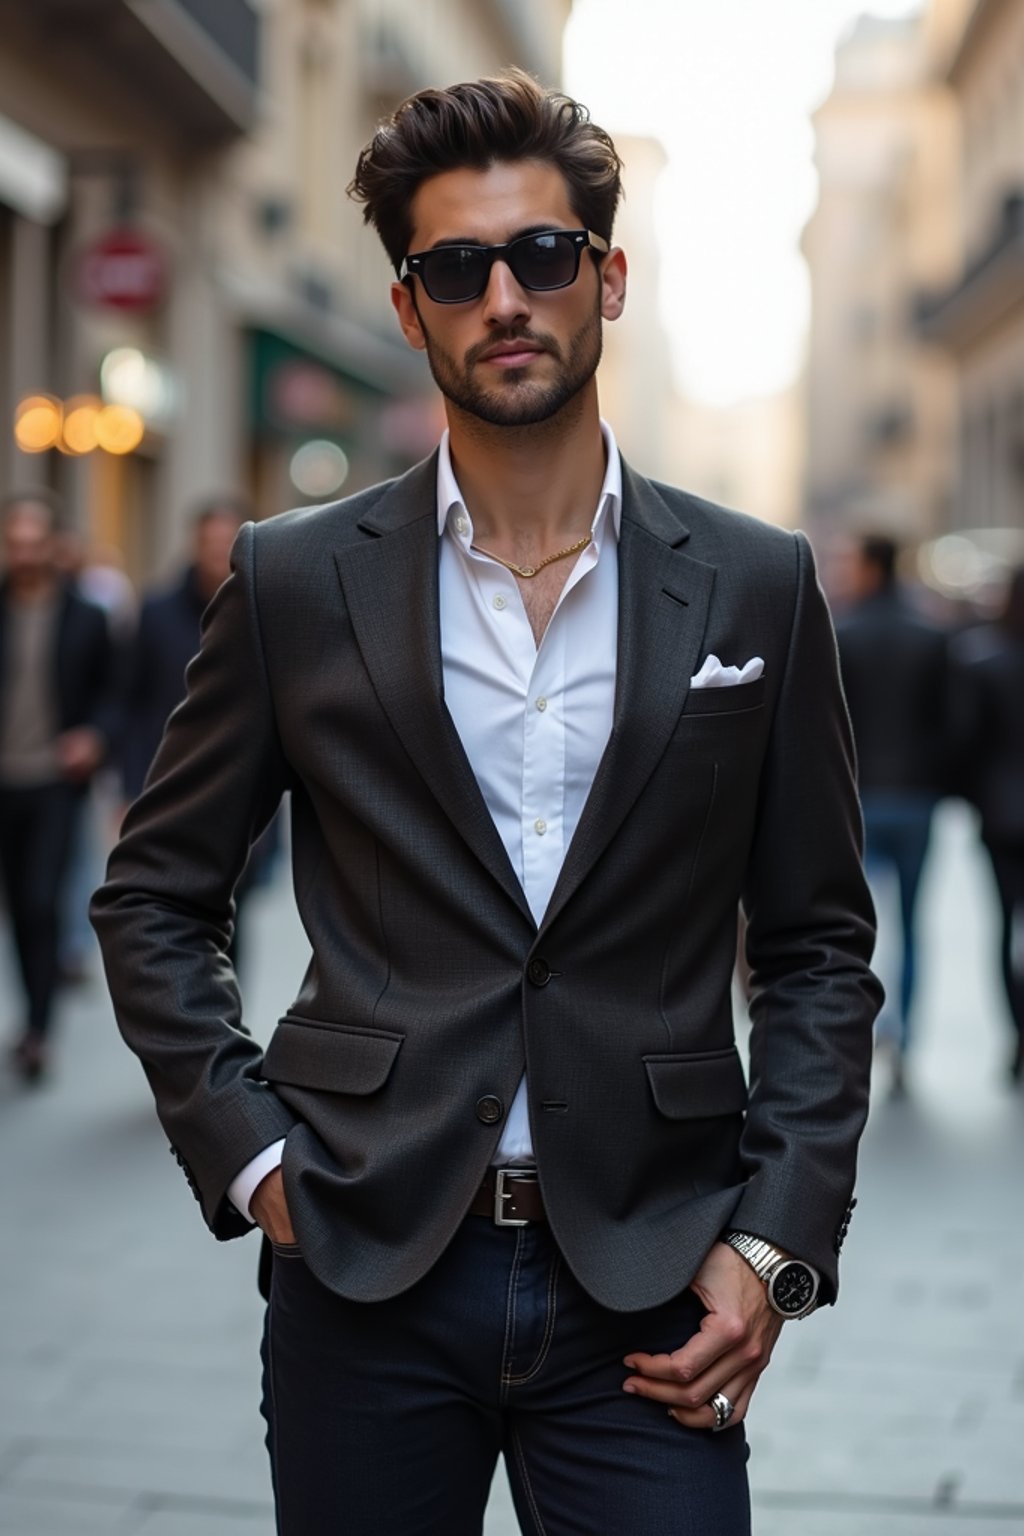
[
  {"x1": 260, "y1": 1214, "x2": 751, "y2": 1535},
  {"x1": 861, "y1": 791, "x2": 937, "y2": 1054}
]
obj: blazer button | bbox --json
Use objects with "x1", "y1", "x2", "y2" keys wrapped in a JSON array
[
  {"x1": 476, "y1": 1095, "x2": 503, "y2": 1124},
  {"x1": 527, "y1": 957, "x2": 551, "y2": 987}
]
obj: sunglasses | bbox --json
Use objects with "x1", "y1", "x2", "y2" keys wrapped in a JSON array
[{"x1": 400, "y1": 228, "x2": 609, "y2": 305}]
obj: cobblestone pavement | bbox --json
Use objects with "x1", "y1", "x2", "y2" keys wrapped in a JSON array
[{"x1": 0, "y1": 801, "x2": 1021, "y2": 1535}]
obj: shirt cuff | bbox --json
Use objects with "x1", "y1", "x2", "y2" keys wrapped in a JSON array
[{"x1": 227, "y1": 1140, "x2": 287, "y2": 1223}]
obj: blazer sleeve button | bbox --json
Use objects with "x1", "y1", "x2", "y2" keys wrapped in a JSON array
[
  {"x1": 476, "y1": 1095, "x2": 503, "y2": 1124},
  {"x1": 527, "y1": 958, "x2": 551, "y2": 987}
]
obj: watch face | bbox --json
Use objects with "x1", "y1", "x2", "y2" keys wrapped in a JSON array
[{"x1": 769, "y1": 1261, "x2": 817, "y2": 1316}]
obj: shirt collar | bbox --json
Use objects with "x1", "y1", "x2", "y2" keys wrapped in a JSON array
[{"x1": 436, "y1": 420, "x2": 623, "y2": 543}]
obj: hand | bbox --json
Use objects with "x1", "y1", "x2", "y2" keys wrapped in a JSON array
[
  {"x1": 55, "y1": 727, "x2": 104, "y2": 781},
  {"x1": 250, "y1": 1167, "x2": 296, "y2": 1246},
  {"x1": 622, "y1": 1241, "x2": 783, "y2": 1431}
]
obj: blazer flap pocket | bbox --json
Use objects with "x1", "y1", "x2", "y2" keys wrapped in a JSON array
[
  {"x1": 682, "y1": 676, "x2": 766, "y2": 716},
  {"x1": 644, "y1": 1049, "x2": 748, "y2": 1119},
  {"x1": 262, "y1": 1018, "x2": 402, "y2": 1094}
]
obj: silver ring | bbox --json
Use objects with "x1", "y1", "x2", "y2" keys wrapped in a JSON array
[{"x1": 710, "y1": 1391, "x2": 735, "y2": 1432}]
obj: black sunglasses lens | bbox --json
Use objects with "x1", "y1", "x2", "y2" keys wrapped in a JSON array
[
  {"x1": 510, "y1": 233, "x2": 579, "y2": 290},
  {"x1": 419, "y1": 233, "x2": 581, "y2": 301},
  {"x1": 422, "y1": 246, "x2": 488, "y2": 302}
]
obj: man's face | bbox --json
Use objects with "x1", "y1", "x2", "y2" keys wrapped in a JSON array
[
  {"x1": 391, "y1": 160, "x2": 626, "y2": 429},
  {"x1": 193, "y1": 514, "x2": 241, "y2": 594},
  {"x1": 3, "y1": 505, "x2": 57, "y2": 587}
]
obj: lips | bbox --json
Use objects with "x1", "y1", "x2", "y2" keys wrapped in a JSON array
[{"x1": 478, "y1": 342, "x2": 545, "y2": 367}]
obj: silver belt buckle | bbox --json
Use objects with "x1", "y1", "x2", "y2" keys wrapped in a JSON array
[{"x1": 493, "y1": 1167, "x2": 534, "y2": 1227}]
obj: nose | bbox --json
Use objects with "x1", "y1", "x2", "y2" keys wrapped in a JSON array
[{"x1": 480, "y1": 258, "x2": 530, "y2": 328}]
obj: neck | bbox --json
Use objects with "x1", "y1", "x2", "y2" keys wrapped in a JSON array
[{"x1": 446, "y1": 385, "x2": 607, "y2": 548}]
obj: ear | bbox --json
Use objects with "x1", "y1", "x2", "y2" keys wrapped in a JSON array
[
  {"x1": 391, "y1": 280, "x2": 427, "y2": 352},
  {"x1": 599, "y1": 247, "x2": 627, "y2": 323}
]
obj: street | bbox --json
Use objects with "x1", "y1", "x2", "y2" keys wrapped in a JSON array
[{"x1": 1, "y1": 800, "x2": 1022, "y2": 1536}]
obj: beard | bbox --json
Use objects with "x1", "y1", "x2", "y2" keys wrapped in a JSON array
[{"x1": 416, "y1": 294, "x2": 604, "y2": 429}]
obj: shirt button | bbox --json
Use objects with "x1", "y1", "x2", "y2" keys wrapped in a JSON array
[
  {"x1": 534, "y1": 818, "x2": 547, "y2": 836},
  {"x1": 492, "y1": 594, "x2": 507, "y2": 611},
  {"x1": 454, "y1": 515, "x2": 468, "y2": 534},
  {"x1": 527, "y1": 958, "x2": 551, "y2": 987},
  {"x1": 476, "y1": 1095, "x2": 503, "y2": 1125},
  {"x1": 535, "y1": 697, "x2": 547, "y2": 712}
]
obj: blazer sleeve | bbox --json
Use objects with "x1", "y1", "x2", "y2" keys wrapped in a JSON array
[
  {"x1": 732, "y1": 531, "x2": 883, "y2": 1302},
  {"x1": 90, "y1": 523, "x2": 297, "y2": 1238}
]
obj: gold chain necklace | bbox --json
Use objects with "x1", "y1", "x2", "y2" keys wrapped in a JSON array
[{"x1": 470, "y1": 532, "x2": 592, "y2": 579}]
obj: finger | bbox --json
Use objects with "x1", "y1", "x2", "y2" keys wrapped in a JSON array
[
  {"x1": 624, "y1": 1340, "x2": 754, "y2": 1387},
  {"x1": 666, "y1": 1311, "x2": 747, "y2": 1381},
  {"x1": 669, "y1": 1380, "x2": 754, "y2": 1433},
  {"x1": 624, "y1": 1311, "x2": 746, "y2": 1386},
  {"x1": 621, "y1": 1351, "x2": 678, "y2": 1383},
  {"x1": 623, "y1": 1358, "x2": 758, "y2": 1411}
]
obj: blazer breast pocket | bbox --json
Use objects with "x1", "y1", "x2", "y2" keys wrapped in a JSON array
[{"x1": 680, "y1": 675, "x2": 767, "y2": 718}]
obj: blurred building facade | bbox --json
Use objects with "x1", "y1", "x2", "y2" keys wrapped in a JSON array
[
  {"x1": 919, "y1": 0, "x2": 1024, "y2": 539},
  {"x1": 804, "y1": 0, "x2": 1024, "y2": 574},
  {"x1": 668, "y1": 388, "x2": 804, "y2": 531},
  {"x1": 802, "y1": 10, "x2": 960, "y2": 542},
  {"x1": 0, "y1": 0, "x2": 570, "y2": 581},
  {"x1": 597, "y1": 133, "x2": 676, "y2": 479}
]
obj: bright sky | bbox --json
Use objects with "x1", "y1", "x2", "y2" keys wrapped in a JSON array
[{"x1": 564, "y1": 0, "x2": 923, "y2": 405}]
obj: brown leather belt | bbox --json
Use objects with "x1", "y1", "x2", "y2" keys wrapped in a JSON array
[{"x1": 470, "y1": 1168, "x2": 546, "y2": 1226}]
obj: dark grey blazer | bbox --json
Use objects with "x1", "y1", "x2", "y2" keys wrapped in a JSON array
[{"x1": 91, "y1": 454, "x2": 881, "y2": 1312}]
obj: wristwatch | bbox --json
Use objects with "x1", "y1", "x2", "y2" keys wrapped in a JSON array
[{"x1": 725, "y1": 1231, "x2": 820, "y2": 1319}]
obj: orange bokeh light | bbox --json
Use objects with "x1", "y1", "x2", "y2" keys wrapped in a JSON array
[
  {"x1": 61, "y1": 395, "x2": 102, "y2": 456},
  {"x1": 14, "y1": 395, "x2": 62, "y2": 453},
  {"x1": 95, "y1": 404, "x2": 145, "y2": 455}
]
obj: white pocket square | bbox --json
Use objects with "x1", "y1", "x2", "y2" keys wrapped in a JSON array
[{"x1": 690, "y1": 654, "x2": 765, "y2": 689}]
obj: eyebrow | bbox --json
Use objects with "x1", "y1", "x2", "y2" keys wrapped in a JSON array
[{"x1": 424, "y1": 224, "x2": 571, "y2": 251}]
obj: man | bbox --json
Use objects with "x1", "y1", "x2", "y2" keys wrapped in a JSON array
[
  {"x1": 119, "y1": 497, "x2": 279, "y2": 969},
  {"x1": 1, "y1": 491, "x2": 116, "y2": 1081},
  {"x1": 120, "y1": 499, "x2": 247, "y2": 804},
  {"x1": 950, "y1": 568, "x2": 1024, "y2": 1084},
  {"x1": 835, "y1": 534, "x2": 948, "y2": 1097},
  {"x1": 93, "y1": 71, "x2": 881, "y2": 1535}
]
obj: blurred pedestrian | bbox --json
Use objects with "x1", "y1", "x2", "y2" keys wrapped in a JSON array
[
  {"x1": 93, "y1": 73, "x2": 880, "y2": 1536},
  {"x1": 952, "y1": 568, "x2": 1024, "y2": 1083},
  {"x1": 53, "y1": 529, "x2": 137, "y2": 983},
  {"x1": 121, "y1": 498, "x2": 247, "y2": 802},
  {"x1": 0, "y1": 490, "x2": 118, "y2": 1081},
  {"x1": 120, "y1": 497, "x2": 279, "y2": 969},
  {"x1": 836, "y1": 534, "x2": 950, "y2": 1095}
]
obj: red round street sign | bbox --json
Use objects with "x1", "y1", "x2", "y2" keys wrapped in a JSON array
[{"x1": 74, "y1": 229, "x2": 168, "y2": 313}]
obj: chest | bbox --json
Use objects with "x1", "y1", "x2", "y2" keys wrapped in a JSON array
[{"x1": 516, "y1": 562, "x2": 576, "y2": 645}]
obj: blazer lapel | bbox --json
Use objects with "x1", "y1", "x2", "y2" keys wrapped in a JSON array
[
  {"x1": 540, "y1": 464, "x2": 716, "y2": 934},
  {"x1": 334, "y1": 458, "x2": 534, "y2": 926}
]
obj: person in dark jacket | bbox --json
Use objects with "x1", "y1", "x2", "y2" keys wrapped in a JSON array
[
  {"x1": 836, "y1": 534, "x2": 950, "y2": 1093},
  {"x1": 121, "y1": 498, "x2": 278, "y2": 968},
  {"x1": 0, "y1": 490, "x2": 118, "y2": 1081},
  {"x1": 952, "y1": 568, "x2": 1024, "y2": 1082},
  {"x1": 121, "y1": 499, "x2": 248, "y2": 802}
]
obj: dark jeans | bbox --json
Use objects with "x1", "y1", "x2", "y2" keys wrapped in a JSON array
[
  {"x1": 862, "y1": 791, "x2": 937, "y2": 1053},
  {"x1": 261, "y1": 1216, "x2": 750, "y2": 1535},
  {"x1": 985, "y1": 841, "x2": 1024, "y2": 1041},
  {"x1": 0, "y1": 779, "x2": 82, "y2": 1038}
]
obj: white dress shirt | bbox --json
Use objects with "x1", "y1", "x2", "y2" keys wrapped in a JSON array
[{"x1": 228, "y1": 423, "x2": 622, "y2": 1217}]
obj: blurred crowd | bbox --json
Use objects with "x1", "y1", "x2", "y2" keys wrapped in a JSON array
[
  {"x1": 830, "y1": 534, "x2": 1024, "y2": 1097},
  {"x1": 0, "y1": 487, "x2": 280, "y2": 1084},
  {"x1": 0, "y1": 488, "x2": 1020, "y2": 1097}
]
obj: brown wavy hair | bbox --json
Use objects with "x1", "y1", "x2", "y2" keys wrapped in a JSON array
[{"x1": 348, "y1": 68, "x2": 623, "y2": 276}]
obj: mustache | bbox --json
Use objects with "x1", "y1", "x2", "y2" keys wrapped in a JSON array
[{"x1": 464, "y1": 329, "x2": 561, "y2": 367}]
